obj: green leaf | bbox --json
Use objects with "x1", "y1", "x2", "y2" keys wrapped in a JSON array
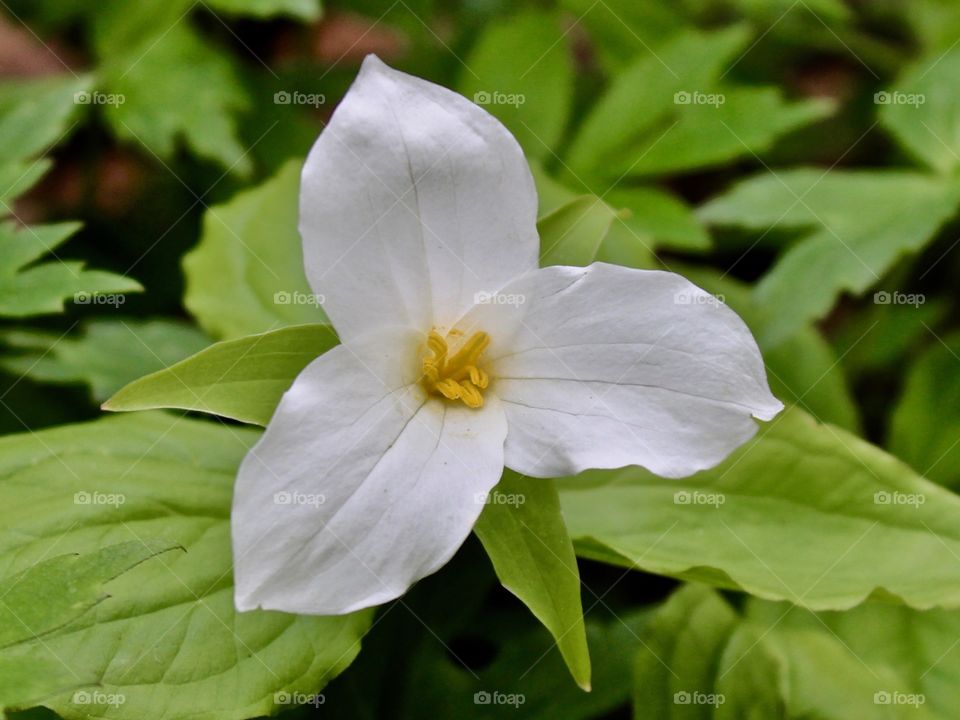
[
  {"x1": 880, "y1": 46, "x2": 960, "y2": 174},
  {"x1": 0, "y1": 412, "x2": 371, "y2": 720},
  {"x1": 458, "y1": 10, "x2": 574, "y2": 160},
  {"x1": 183, "y1": 159, "x2": 326, "y2": 339},
  {"x1": 204, "y1": 0, "x2": 322, "y2": 21},
  {"x1": 104, "y1": 324, "x2": 337, "y2": 425},
  {"x1": 700, "y1": 169, "x2": 960, "y2": 346},
  {"x1": 890, "y1": 332, "x2": 960, "y2": 489},
  {"x1": 0, "y1": 319, "x2": 210, "y2": 401},
  {"x1": 559, "y1": 407, "x2": 960, "y2": 611},
  {"x1": 564, "y1": 26, "x2": 750, "y2": 178},
  {"x1": 474, "y1": 472, "x2": 591, "y2": 691},
  {"x1": 606, "y1": 186, "x2": 710, "y2": 252},
  {"x1": 614, "y1": 87, "x2": 832, "y2": 178},
  {"x1": 0, "y1": 221, "x2": 142, "y2": 318},
  {"x1": 632, "y1": 584, "x2": 750, "y2": 719},
  {"x1": 0, "y1": 74, "x2": 90, "y2": 204},
  {"x1": 101, "y1": 24, "x2": 251, "y2": 173},
  {"x1": 538, "y1": 195, "x2": 618, "y2": 266},
  {"x1": 0, "y1": 542, "x2": 178, "y2": 713}
]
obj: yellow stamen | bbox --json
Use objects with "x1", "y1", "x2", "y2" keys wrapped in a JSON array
[{"x1": 421, "y1": 330, "x2": 491, "y2": 408}]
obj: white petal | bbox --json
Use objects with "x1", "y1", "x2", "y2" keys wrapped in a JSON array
[
  {"x1": 458, "y1": 263, "x2": 783, "y2": 479},
  {"x1": 232, "y1": 327, "x2": 507, "y2": 615},
  {"x1": 299, "y1": 55, "x2": 539, "y2": 341}
]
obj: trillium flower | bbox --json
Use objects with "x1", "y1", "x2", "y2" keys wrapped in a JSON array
[{"x1": 232, "y1": 55, "x2": 783, "y2": 615}]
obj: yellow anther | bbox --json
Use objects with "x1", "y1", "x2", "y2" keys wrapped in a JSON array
[{"x1": 421, "y1": 330, "x2": 491, "y2": 409}]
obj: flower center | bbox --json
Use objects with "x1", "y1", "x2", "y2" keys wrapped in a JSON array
[{"x1": 420, "y1": 329, "x2": 490, "y2": 408}]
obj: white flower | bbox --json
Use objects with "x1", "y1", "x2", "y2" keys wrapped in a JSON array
[{"x1": 232, "y1": 56, "x2": 783, "y2": 615}]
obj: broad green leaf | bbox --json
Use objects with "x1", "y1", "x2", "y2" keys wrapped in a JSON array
[
  {"x1": 539, "y1": 195, "x2": 618, "y2": 266},
  {"x1": 890, "y1": 332, "x2": 960, "y2": 489},
  {"x1": 700, "y1": 170, "x2": 960, "y2": 346},
  {"x1": 614, "y1": 87, "x2": 832, "y2": 178},
  {"x1": 559, "y1": 407, "x2": 960, "y2": 611},
  {"x1": 632, "y1": 585, "x2": 751, "y2": 719},
  {"x1": 204, "y1": 0, "x2": 322, "y2": 21},
  {"x1": 458, "y1": 10, "x2": 574, "y2": 159},
  {"x1": 0, "y1": 319, "x2": 209, "y2": 401},
  {"x1": 474, "y1": 472, "x2": 591, "y2": 690},
  {"x1": 564, "y1": 26, "x2": 750, "y2": 178},
  {"x1": 880, "y1": 46, "x2": 960, "y2": 174},
  {"x1": 0, "y1": 542, "x2": 178, "y2": 714},
  {"x1": 0, "y1": 74, "x2": 90, "y2": 199},
  {"x1": 0, "y1": 221, "x2": 142, "y2": 318},
  {"x1": 559, "y1": 0, "x2": 684, "y2": 71},
  {"x1": 680, "y1": 266, "x2": 859, "y2": 431},
  {"x1": 101, "y1": 24, "x2": 251, "y2": 173},
  {"x1": 183, "y1": 159, "x2": 326, "y2": 339},
  {"x1": 0, "y1": 412, "x2": 371, "y2": 720},
  {"x1": 104, "y1": 324, "x2": 337, "y2": 425},
  {"x1": 606, "y1": 186, "x2": 710, "y2": 252}
]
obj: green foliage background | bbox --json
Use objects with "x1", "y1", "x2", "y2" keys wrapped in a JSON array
[{"x1": 2, "y1": 0, "x2": 960, "y2": 718}]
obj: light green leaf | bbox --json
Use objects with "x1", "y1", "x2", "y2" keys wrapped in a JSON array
[
  {"x1": 0, "y1": 74, "x2": 90, "y2": 195},
  {"x1": 458, "y1": 10, "x2": 574, "y2": 159},
  {"x1": 700, "y1": 169, "x2": 960, "y2": 346},
  {"x1": 101, "y1": 24, "x2": 251, "y2": 173},
  {"x1": 0, "y1": 412, "x2": 371, "y2": 720},
  {"x1": 184, "y1": 159, "x2": 326, "y2": 339},
  {"x1": 474, "y1": 472, "x2": 591, "y2": 690},
  {"x1": 0, "y1": 542, "x2": 178, "y2": 714},
  {"x1": 559, "y1": 407, "x2": 960, "y2": 611},
  {"x1": 880, "y1": 46, "x2": 960, "y2": 174},
  {"x1": 606, "y1": 186, "x2": 710, "y2": 252},
  {"x1": 0, "y1": 319, "x2": 209, "y2": 401},
  {"x1": 0, "y1": 221, "x2": 142, "y2": 318},
  {"x1": 204, "y1": 0, "x2": 322, "y2": 21},
  {"x1": 564, "y1": 26, "x2": 750, "y2": 178},
  {"x1": 539, "y1": 195, "x2": 618, "y2": 266},
  {"x1": 104, "y1": 324, "x2": 337, "y2": 425},
  {"x1": 615, "y1": 87, "x2": 832, "y2": 178},
  {"x1": 890, "y1": 332, "x2": 960, "y2": 489}
]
